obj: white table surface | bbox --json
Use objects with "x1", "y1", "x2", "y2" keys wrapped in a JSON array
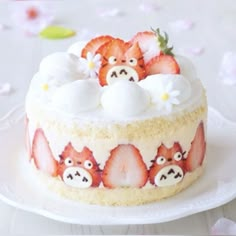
[{"x1": 1, "y1": 0, "x2": 236, "y2": 234}]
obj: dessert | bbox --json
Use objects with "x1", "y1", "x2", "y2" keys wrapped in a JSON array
[{"x1": 25, "y1": 28, "x2": 207, "y2": 206}]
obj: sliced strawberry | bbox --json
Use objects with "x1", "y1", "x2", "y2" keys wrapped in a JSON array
[
  {"x1": 185, "y1": 122, "x2": 206, "y2": 172},
  {"x1": 131, "y1": 31, "x2": 160, "y2": 64},
  {"x1": 102, "y1": 38, "x2": 130, "y2": 60},
  {"x1": 98, "y1": 39, "x2": 131, "y2": 86},
  {"x1": 146, "y1": 54, "x2": 180, "y2": 75},
  {"x1": 102, "y1": 144, "x2": 148, "y2": 188},
  {"x1": 95, "y1": 41, "x2": 110, "y2": 56},
  {"x1": 32, "y1": 128, "x2": 58, "y2": 176},
  {"x1": 25, "y1": 116, "x2": 32, "y2": 161},
  {"x1": 81, "y1": 35, "x2": 114, "y2": 58},
  {"x1": 98, "y1": 66, "x2": 108, "y2": 86}
]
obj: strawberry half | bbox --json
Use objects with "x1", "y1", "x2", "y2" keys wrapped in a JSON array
[
  {"x1": 185, "y1": 122, "x2": 206, "y2": 172},
  {"x1": 32, "y1": 128, "x2": 58, "y2": 176},
  {"x1": 130, "y1": 31, "x2": 160, "y2": 64},
  {"x1": 146, "y1": 54, "x2": 180, "y2": 75},
  {"x1": 102, "y1": 144, "x2": 148, "y2": 188},
  {"x1": 81, "y1": 35, "x2": 114, "y2": 58}
]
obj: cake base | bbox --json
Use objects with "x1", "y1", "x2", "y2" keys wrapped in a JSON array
[{"x1": 33, "y1": 162, "x2": 205, "y2": 206}]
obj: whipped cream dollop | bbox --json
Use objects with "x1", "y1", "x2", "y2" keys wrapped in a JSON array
[
  {"x1": 139, "y1": 74, "x2": 191, "y2": 104},
  {"x1": 39, "y1": 52, "x2": 86, "y2": 84},
  {"x1": 52, "y1": 79, "x2": 101, "y2": 114},
  {"x1": 101, "y1": 80, "x2": 150, "y2": 117},
  {"x1": 26, "y1": 41, "x2": 204, "y2": 121},
  {"x1": 67, "y1": 41, "x2": 87, "y2": 57}
]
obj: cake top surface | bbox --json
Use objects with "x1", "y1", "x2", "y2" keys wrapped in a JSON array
[{"x1": 26, "y1": 29, "x2": 204, "y2": 122}]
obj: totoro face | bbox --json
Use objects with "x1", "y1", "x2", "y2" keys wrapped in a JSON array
[
  {"x1": 57, "y1": 143, "x2": 101, "y2": 188},
  {"x1": 149, "y1": 143, "x2": 186, "y2": 187},
  {"x1": 98, "y1": 39, "x2": 146, "y2": 86}
]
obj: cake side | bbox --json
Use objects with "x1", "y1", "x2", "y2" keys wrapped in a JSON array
[
  {"x1": 25, "y1": 28, "x2": 208, "y2": 205},
  {"x1": 34, "y1": 163, "x2": 204, "y2": 206}
]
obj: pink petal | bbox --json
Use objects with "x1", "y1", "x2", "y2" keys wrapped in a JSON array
[
  {"x1": 179, "y1": 47, "x2": 204, "y2": 56},
  {"x1": 97, "y1": 8, "x2": 125, "y2": 17},
  {"x1": 9, "y1": 1, "x2": 54, "y2": 35},
  {"x1": 219, "y1": 52, "x2": 236, "y2": 85},
  {"x1": 169, "y1": 19, "x2": 194, "y2": 32},
  {"x1": 0, "y1": 83, "x2": 12, "y2": 96},
  {"x1": 0, "y1": 24, "x2": 7, "y2": 30},
  {"x1": 139, "y1": 3, "x2": 160, "y2": 12},
  {"x1": 211, "y1": 218, "x2": 236, "y2": 235}
]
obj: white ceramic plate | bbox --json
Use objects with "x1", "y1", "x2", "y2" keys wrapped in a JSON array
[{"x1": 0, "y1": 105, "x2": 236, "y2": 225}]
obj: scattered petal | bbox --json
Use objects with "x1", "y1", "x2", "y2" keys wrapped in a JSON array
[
  {"x1": 0, "y1": 83, "x2": 12, "y2": 96},
  {"x1": 40, "y1": 25, "x2": 76, "y2": 39},
  {"x1": 219, "y1": 52, "x2": 236, "y2": 85},
  {"x1": 169, "y1": 19, "x2": 194, "y2": 32},
  {"x1": 97, "y1": 7, "x2": 125, "y2": 17},
  {"x1": 189, "y1": 47, "x2": 204, "y2": 55},
  {"x1": 211, "y1": 218, "x2": 236, "y2": 235},
  {"x1": 139, "y1": 2, "x2": 160, "y2": 12},
  {"x1": 178, "y1": 47, "x2": 204, "y2": 56},
  {"x1": 10, "y1": 1, "x2": 54, "y2": 35},
  {"x1": 0, "y1": 24, "x2": 8, "y2": 30}
]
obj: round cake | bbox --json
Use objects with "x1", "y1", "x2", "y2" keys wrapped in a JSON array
[{"x1": 25, "y1": 29, "x2": 207, "y2": 206}]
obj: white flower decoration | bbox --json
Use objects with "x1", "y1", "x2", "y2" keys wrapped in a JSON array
[
  {"x1": 157, "y1": 81, "x2": 180, "y2": 113},
  {"x1": 79, "y1": 52, "x2": 101, "y2": 78},
  {"x1": 39, "y1": 76, "x2": 59, "y2": 93}
]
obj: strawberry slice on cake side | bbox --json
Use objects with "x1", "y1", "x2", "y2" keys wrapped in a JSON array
[
  {"x1": 102, "y1": 144, "x2": 148, "y2": 188},
  {"x1": 31, "y1": 128, "x2": 58, "y2": 177},
  {"x1": 185, "y1": 122, "x2": 206, "y2": 172}
]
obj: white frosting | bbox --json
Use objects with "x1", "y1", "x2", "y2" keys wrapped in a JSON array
[
  {"x1": 52, "y1": 80, "x2": 101, "y2": 113},
  {"x1": 26, "y1": 42, "x2": 205, "y2": 122},
  {"x1": 39, "y1": 52, "x2": 86, "y2": 82},
  {"x1": 101, "y1": 80, "x2": 150, "y2": 117},
  {"x1": 67, "y1": 41, "x2": 87, "y2": 57},
  {"x1": 175, "y1": 55, "x2": 197, "y2": 80},
  {"x1": 139, "y1": 74, "x2": 191, "y2": 104}
]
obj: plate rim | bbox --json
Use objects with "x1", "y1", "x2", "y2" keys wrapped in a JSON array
[{"x1": 0, "y1": 106, "x2": 236, "y2": 225}]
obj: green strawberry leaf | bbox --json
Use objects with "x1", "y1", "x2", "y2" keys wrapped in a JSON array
[
  {"x1": 40, "y1": 26, "x2": 76, "y2": 39},
  {"x1": 151, "y1": 27, "x2": 174, "y2": 56}
]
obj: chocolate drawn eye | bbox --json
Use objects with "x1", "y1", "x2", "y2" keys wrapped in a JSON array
[
  {"x1": 129, "y1": 58, "x2": 137, "y2": 66},
  {"x1": 84, "y1": 160, "x2": 93, "y2": 169},
  {"x1": 156, "y1": 156, "x2": 166, "y2": 165},
  {"x1": 174, "y1": 152, "x2": 183, "y2": 161},
  {"x1": 108, "y1": 56, "x2": 117, "y2": 65},
  {"x1": 64, "y1": 157, "x2": 74, "y2": 167}
]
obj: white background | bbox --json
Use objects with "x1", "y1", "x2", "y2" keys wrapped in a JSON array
[{"x1": 1, "y1": 0, "x2": 236, "y2": 234}]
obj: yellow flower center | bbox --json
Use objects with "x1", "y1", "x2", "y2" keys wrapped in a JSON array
[
  {"x1": 41, "y1": 83, "x2": 49, "y2": 91},
  {"x1": 161, "y1": 93, "x2": 170, "y2": 101},
  {"x1": 88, "y1": 61, "x2": 95, "y2": 69}
]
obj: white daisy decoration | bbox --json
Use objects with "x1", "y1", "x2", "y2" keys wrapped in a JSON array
[
  {"x1": 157, "y1": 81, "x2": 180, "y2": 113},
  {"x1": 38, "y1": 77, "x2": 60, "y2": 103},
  {"x1": 79, "y1": 52, "x2": 101, "y2": 78}
]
